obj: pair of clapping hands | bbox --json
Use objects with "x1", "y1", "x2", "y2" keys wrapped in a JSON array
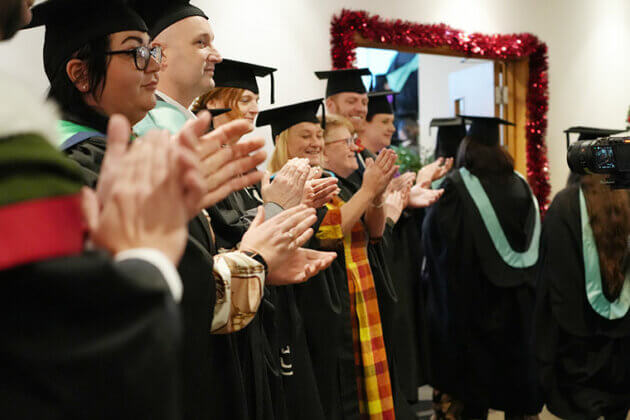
[
  {"x1": 81, "y1": 112, "x2": 336, "y2": 285},
  {"x1": 261, "y1": 158, "x2": 340, "y2": 210},
  {"x1": 383, "y1": 157, "x2": 453, "y2": 223}
]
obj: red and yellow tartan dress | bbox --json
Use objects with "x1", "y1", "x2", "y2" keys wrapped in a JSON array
[{"x1": 317, "y1": 196, "x2": 396, "y2": 420}]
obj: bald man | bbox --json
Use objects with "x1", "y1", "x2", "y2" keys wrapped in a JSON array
[
  {"x1": 132, "y1": 4, "x2": 221, "y2": 134},
  {"x1": 153, "y1": 16, "x2": 221, "y2": 113}
]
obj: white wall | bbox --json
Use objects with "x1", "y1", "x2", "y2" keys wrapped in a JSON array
[
  {"x1": 2, "y1": 0, "x2": 629, "y2": 197},
  {"x1": 448, "y1": 61, "x2": 495, "y2": 117},
  {"x1": 417, "y1": 55, "x2": 493, "y2": 156}
]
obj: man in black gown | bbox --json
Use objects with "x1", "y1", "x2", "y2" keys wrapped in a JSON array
[
  {"x1": 0, "y1": 4, "x2": 194, "y2": 416},
  {"x1": 129, "y1": 4, "x2": 336, "y2": 419}
]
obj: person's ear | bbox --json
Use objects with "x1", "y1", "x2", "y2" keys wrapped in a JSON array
[
  {"x1": 325, "y1": 97, "x2": 336, "y2": 113},
  {"x1": 66, "y1": 59, "x2": 90, "y2": 93}
]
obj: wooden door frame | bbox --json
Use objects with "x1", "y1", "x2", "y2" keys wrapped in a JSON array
[
  {"x1": 330, "y1": 10, "x2": 551, "y2": 210},
  {"x1": 356, "y1": 33, "x2": 529, "y2": 175}
]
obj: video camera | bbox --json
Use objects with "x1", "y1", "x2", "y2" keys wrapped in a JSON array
[{"x1": 567, "y1": 136, "x2": 630, "y2": 188}]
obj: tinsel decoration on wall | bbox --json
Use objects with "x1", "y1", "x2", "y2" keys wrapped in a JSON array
[{"x1": 330, "y1": 9, "x2": 551, "y2": 212}]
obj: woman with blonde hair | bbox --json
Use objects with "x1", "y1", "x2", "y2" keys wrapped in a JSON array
[
  {"x1": 262, "y1": 110, "x2": 422, "y2": 419},
  {"x1": 195, "y1": 65, "x2": 339, "y2": 420},
  {"x1": 259, "y1": 99, "x2": 329, "y2": 173}
]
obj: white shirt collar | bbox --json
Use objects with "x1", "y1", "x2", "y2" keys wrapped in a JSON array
[{"x1": 156, "y1": 90, "x2": 197, "y2": 120}]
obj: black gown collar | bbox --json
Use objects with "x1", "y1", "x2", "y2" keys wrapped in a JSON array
[{"x1": 61, "y1": 102, "x2": 110, "y2": 135}]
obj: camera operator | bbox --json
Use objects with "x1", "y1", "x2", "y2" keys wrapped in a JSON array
[
  {"x1": 535, "y1": 129, "x2": 630, "y2": 419},
  {"x1": 565, "y1": 127, "x2": 628, "y2": 186}
]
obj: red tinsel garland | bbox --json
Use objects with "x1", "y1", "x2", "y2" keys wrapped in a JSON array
[{"x1": 330, "y1": 9, "x2": 551, "y2": 212}]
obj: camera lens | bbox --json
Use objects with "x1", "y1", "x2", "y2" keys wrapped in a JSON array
[{"x1": 567, "y1": 140, "x2": 594, "y2": 175}]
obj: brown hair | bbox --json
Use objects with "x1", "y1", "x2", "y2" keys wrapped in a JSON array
[
  {"x1": 455, "y1": 137, "x2": 514, "y2": 179},
  {"x1": 191, "y1": 87, "x2": 246, "y2": 120},
  {"x1": 581, "y1": 175, "x2": 630, "y2": 300}
]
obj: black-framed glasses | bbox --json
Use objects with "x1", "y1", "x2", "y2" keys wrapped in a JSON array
[{"x1": 105, "y1": 45, "x2": 162, "y2": 71}]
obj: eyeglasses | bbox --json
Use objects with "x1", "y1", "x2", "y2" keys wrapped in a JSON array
[
  {"x1": 105, "y1": 45, "x2": 163, "y2": 71},
  {"x1": 328, "y1": 134, "x2": 358, "y2": 147}
]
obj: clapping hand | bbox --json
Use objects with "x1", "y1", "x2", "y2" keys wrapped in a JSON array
[
  {"x1": 240, "y1": 205, "x2": 337, "y2": 285},
  {"x1": 383, "y1": 190, "x2": 406, "y2": 224},
  {"x1": 193, "y1": 113, "x2": 267, "y2": 211},
  {"x1": 362, "y1": 148, "x2": 399, "y2": 197},
  {"x1": 82, "y1": 115, "x2": 200, "y2": 264},
  {"x1": 261, "y1": 158, "x2": 310, "y2": 209},
  {"x1": 407, "y1": 185, "x2": 444, "y2": 208},
  {"x1": 302, "y1": 176, "x2": 339, "y2": 208},
  {"x1": 416, "y1": 157, "x2": 453, "y2": 189}
]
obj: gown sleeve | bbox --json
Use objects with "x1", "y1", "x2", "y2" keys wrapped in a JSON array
[
  {"x1": 211, "y1": 251, "x2": 265, "y2": 334},
  {"x1": 0, "y1": 252, "x2": 181, "y2": 420}
]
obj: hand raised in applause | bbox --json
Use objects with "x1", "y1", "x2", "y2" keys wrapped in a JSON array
[
  {"x1": 362, "y1": 148, "x2": 399, "y2": 197},
  {"x1": 261, "y1": 158, "x2": 310, "y2": 209},
  {"x1": 416, "y1": 157, "x2": 453, "y2": 189},
  {"x1": 407, "y1": 185, "x2": 444, "y2": 208},
  {"x1": 193, "y1": 112, "x2": 267, "y2": 211},
  {"x1": 240, "y1": 205, "x2": 336, "y2": 285},
  {"x1": 82, "y1": 115, "x2": 199, "y2": 264},
  {"x1": 301, "y1": 168, "x2": 339, "y2": 208},
  {"x1": 383, "y1": 190, "x2": 406, "y2": 224}
]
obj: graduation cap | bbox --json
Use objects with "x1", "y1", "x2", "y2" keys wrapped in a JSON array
[
  {"x1": 25, "y1": 0, "x2": 148, "y2": 83},
  {"x1": 459, "y1": 115, "x2": 515, "y2": 147},
  {"x1": 372, "y1": 74, "x2": 389, "y2": 91},
  {"x1": 430, "y1": 117, "x2": 467, "y2": 159},
  {"x1": 315, "y1": 68, "x2": 372, "y2": 98},
  {"x1": 213, "y1": 59, "x2": 277, "y2": 104},
  {"x1": 193, "y1": 108, "x2": 231, "y2": 132},
  {"x1": 367, "y1": 90, "x2": 397, "y2": 119},
  {"x1": 131, "y1": 0, "x2": 207, "y2": 39},
  {"x1": 564, "y1": 126, "x2": 627, "y2": 149},
  {"x1": 193, "y1": 108, "x2": 231, "y2": 117},
  {"x1": 256, "y1": 99, "x2": 325, "y2": 140}
]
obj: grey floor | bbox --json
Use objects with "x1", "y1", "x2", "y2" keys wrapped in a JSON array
[{"x1": 413, "y1": 386, "x2": 630, "y2": 420}]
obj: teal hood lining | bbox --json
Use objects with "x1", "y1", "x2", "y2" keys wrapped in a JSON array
[{"x1": 459, "y1": 167, "x2": 541, "y2": 269}]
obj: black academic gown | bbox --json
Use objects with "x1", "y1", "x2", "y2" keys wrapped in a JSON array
[
  {"x1": 342, "y1": 157, "x2": 417, "y2": 420},
  {"x1": 382, "y1": 208, "x2": 431, "y2": 399},
  {"x1": 209, "y1": 188, "x2": 326, "y2": 420},
  {"x1": 356, "y1": 144, "x2": 432, "y2": 400},
  {"x1": 209, "y1": 188, "x2": 286, "y2": 420},
  {"x1": 534, "y1": 184, "x2": 630, "y2": 419},
  {"x1": 296, "y1": 169, "x2": 415, "y2": 420},
  {"x1": 61, "y1": 108, "x2": 246, "y2": 420},
  {"x1": 0, "y1": 252, "x2": 180, "y2": 420},
  {"x1": 294, "y1": 184, "x2": 360, "y2": 420},
  {"x1": 421, "y1": 169, "x2": 542, "y2": 414}
]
